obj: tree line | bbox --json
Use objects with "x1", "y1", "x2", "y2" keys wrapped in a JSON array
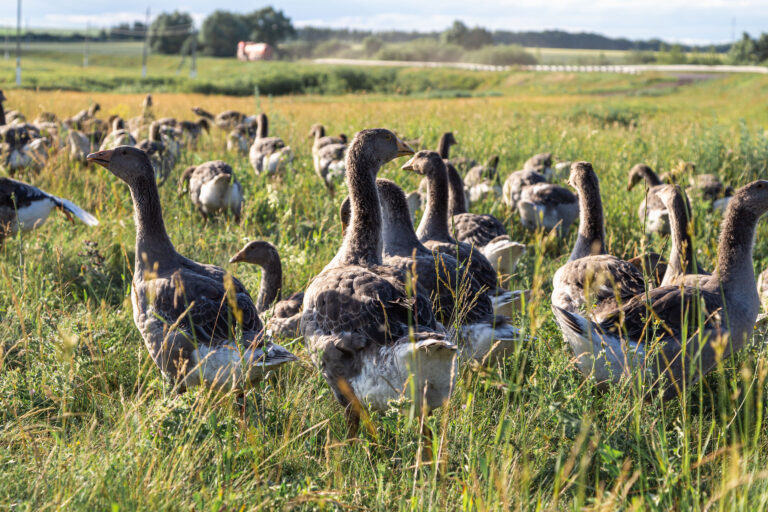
[{"x1": 10, "y1": 9, "x2": 766, "y2": 62}]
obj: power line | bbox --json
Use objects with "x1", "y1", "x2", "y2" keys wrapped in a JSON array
[
  {"x1": 141, "y1": 6, "x2": 150, "y2": 78},
  {"x1": 15, "y1": 0, "x2": 21, "y2": 85}
]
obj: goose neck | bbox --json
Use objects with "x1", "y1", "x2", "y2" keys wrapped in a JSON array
[
  {"x1": 446, "y1": 162, "x2": 468, "y2": 216},
  {"x1": 416, "y1": 163, "x2": 453, "y2": 243},
  {"x1": 257, "y1": 116, "x2": 268, "y2": 139},
  {"x1": 437, "y1": 135, "x2": 452, "y2": 159},
  {"x1": 129, "y1": 174, "x2": 176, "y2": 273},
  {"x1": 661, "y1": 195, "x2": 696, "y2": 286},
  {"x1": 569, "y1": 178, "x2": 605, "y2": 260},
  {"x1": 256, "y1": 256, "x2": 283, "y2": 313},
  {"x1": 337, "y1": 153, "x2": 382, "y2": 266},
  {"x1": 713, "y1": 200, "x2": 759, "y2": 294}
]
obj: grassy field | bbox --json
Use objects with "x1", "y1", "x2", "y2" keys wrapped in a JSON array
[
  {"x1": 0, "y1": 42, "x2": 727, "y2": 96},
  {"x1": 2, "y1": 72, "x2": 768, "y2": 510}
]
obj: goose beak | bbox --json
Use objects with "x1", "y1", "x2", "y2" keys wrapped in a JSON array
[
  {"x1": 401, "y1": 155, "x2": 416, "y2": 170},
  {"x1": 396, "y1": 138, "x2": 415, "y2": 157},
  {"x1": 86, "y1": 149, "x2": 113, "y2": 168},
  {"x1": 229, "y1": 250, "x2": 245, "y2": 264}
]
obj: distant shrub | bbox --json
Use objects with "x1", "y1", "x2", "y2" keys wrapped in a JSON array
[
  {"x1": 376, "y1": 38, "x2": 463, "y2": 63},
  {"x1": 463, "y1": 45, "x2": 537, "y2": 66}
]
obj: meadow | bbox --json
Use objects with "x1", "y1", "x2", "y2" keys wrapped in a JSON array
[{"x1": 2, "y1": 70, "x2": 768, "y2": 510}]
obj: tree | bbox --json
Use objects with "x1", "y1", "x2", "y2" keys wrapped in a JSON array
[
  {"x1": 442, "y1": 20, "x2": 492, "y2": 50},
  {"x1": 241, "y1": 7, "x2": 295, "y2": 47},
  {"x1": 729, "y1": 32, "x2": 757, "y2": 63},
  {"x1": 149, "y1": 11, "x2": 193, "y2": 55},
  {"x1": 200, "y1": 10, "x2": 250, "y2": 57},
  {"x1": 362, "y1": 36, "x2": 383, "y2": 56}
]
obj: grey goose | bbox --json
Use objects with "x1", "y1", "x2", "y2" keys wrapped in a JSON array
[
  {"x1": 551, "y1": 162, "x2": 646, "y2": 321},
  {"x1": 249, "y1": 113, "x2": 294, "y2": 175},
  {"x1": 300, "y1": 129, "x2": 457, "y2": 434},
  {"x1": 87, "y1": 146, "x2": 296, "y2": 390},
  {"x1": 375, "y1": 178, "x2": 524, "y2": 362},
  {"x1": 230, "y1": 240, "x2": 304, "y2": 339},
  {"x1": 403, "y1": 150, "x2": 518, "y2": 310},
  {"x1": 178, "y1": 160, "x2": 244, "y2": 223},
  {"x1": 0, "y1": 177, "x2": 98, "y2": 242},
  {"x1": 552, "y1": 180, "x2": 768, "y2": 398}
]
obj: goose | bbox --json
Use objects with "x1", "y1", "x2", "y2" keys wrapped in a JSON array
[
  {"x1": 551, "y1": 162, "x2": 646, "y2": 321},
  {"x1": 309, "y1": 124, "x2": 345, "y2": 150},
  {"x1": 68, "y1": 103, "x2": 100, "y2": 127},
  {"x1": 0, "y1": 177, "x2": 98, "y2": 241},
  {"x1": 411, "y1": 132, "x2": 469, "y2": 217},
  {"x1": 375, "y1": 178, "x2": 523, "y2": 361},
  {"x1": 230, "y1": 241, "x2": 304, "y2": 339},
  {"x1": 758, "y1": 268, "x2": 768, "y2": 313},
  {"x1": 655, "y1": 184, "x2": 708, "y2": 287},
  {"x1": 464, "y1": 155, "x2": 502, "y2": 203},
  {"x1": 1, "y1": 126, "x2": 48, "y2": 174},
  {"x1": 248, "y1": 114, "x2": 294, "y2": 176},
  {"x1": 0, "y1": 90, "x2": 6, "y2": 126},
  {"x1": 517, "y1": 181, "x2": 578, "y2": 236},
  {"x1": 227, "y1": 123, "x2": 254, "y2": 155},
  {"x1": 300, "y1": 129, "x2": 456, "y2": 435},
  {"x1": 552, "y1": 180, "x2": 768, "y2": 397},
  {"x1": 136, "y1": 121, "x2": 176, "y2": 186},
  {"x1": 127, "y1": 94, "x2": 155, "y2": 139},
  {"x1": 689, "y1": 173, "x2": 734, "y2": 212},
  {"x1": 310, "y1": 125, "x2": 347, "y2": 187},
  {"x1": 403, "y1": 150, "x2": 518, "y2": 310},
  {"x1": 502, "y1": 169, "x2": 547, "y2": 210},
  {"x1": 177, "y1": 118, "x2": 210, "y2": 148},
  {"x1": 99, "y1": 117, "x2": 136, "y2": 151},
  {"x1": 627, "y1": 163, "x2": 669, "y2": 234},
  {"x1": 523, "y1": 152, "x2": 554, "y2": 179},
  {"x1": 192, "y1": 107, "x2": 245, "y2": 131},
  {"x1": 445, "y1": 160, "x2": 525, "y2": 276},
  {"x1": 178, "y1": 160, "x2": 244, "y2": 223},
  {"x1": 87, "y1": 146, "x2": 296, "y2": 389}
]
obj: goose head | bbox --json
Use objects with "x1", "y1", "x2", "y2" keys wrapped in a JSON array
[
  {"x1": 308, "y1": 123, "x2": 325, "y2": 139},
  {"x1": 376, "y1": 178, "x2": 411, "y2": 226},
  {"x1": 349, "y1": 128, "x2": 414, "y2": 171},
  {"x1": 626, "y1": 163, "x2": 655, "y2": 191},
  {"x1": 730, "y1": 180, "x2": 768, "y2": 215},
  {"x1": 230, "y1": 240, "x2": 280, "y2": 265},
  {"x1": 0, "y1": 90, "x2": 6, "y2": 103},
  {"x1": 401, "y1": 150, "x2": 444, "y2": 177},
  {"x1": 110, "y1": 116, "x2": 125, "y2": 132},
  {"x1": 87, "y1": 146, "x2": 154, "y2": 184},
  {"x1": 143, "y1": 94, "x2": 152, "y2": 108},
  {"x1": 568, "y1": 161, "x2": 599, "y2": 191},
  {"x1": 442, "y1": 132, "x2": 457, "y2": 146}
]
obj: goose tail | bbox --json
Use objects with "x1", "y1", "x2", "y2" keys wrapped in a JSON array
[
  {"x1": 482, "y1": 238, "x2": 525, "y2": 275},
  {"x1": 53, "y1": 196, "x2": 99, "y2": 226}
]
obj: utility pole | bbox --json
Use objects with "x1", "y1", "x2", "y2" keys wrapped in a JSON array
[
  {"x1": 190, "y1": 30, "x2": 197, "y2": 79},
  {"x1": 4, "y1": 26, "x2": 9, "y2": 60},
  {"x1": 15, "y1": 0, "x2": 21, "y2": 85},
  {"x1": 83, "y1": 22, "x2": 89, "y2": 67},
  {"x1": 141, "y1": 7, "x2": 150, "y2": 78}
]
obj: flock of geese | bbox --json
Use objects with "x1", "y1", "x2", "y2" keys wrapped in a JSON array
[{"x1": 2, "y1": 90, "x2": 768, "y2": 439}]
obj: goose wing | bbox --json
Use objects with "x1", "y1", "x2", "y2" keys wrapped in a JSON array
[
  {"x1": 451, "y1": 212, "x2": 506, "y2": 248},
  {"x1": 147, "y1": 265, "x2": 263, "y2": 348},
  {"x1": 302, "y1": 265, "x2": 435, "y2": 351}
]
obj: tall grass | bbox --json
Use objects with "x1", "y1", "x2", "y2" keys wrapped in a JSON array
[{"x1": 1, "y1": 74, "x2": 768, "y2": 509}]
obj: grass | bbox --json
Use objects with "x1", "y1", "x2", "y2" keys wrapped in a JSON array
[{"x1": 2, "y1": 72, "x2": 768, "y2": 509}]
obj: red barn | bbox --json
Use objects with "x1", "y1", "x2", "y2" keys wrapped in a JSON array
[{"x1": 237, "y1": 42, "x2": 274, "y2": 61}]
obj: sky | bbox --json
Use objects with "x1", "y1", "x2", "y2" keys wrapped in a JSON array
[{"x1": 1, "y1": 0, "x2": 767, "y2": 45}]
